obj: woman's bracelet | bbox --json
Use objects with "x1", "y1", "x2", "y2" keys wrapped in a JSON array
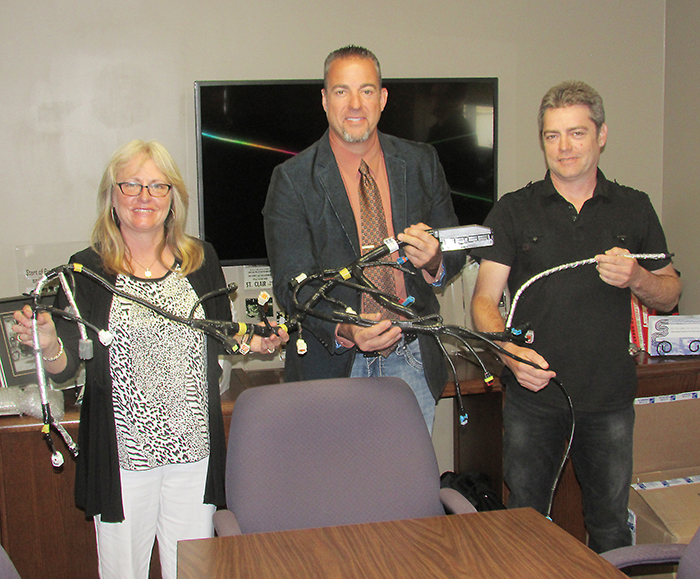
[{"x1": 42, "y1": 337, "x2": 64, "y2": 362}]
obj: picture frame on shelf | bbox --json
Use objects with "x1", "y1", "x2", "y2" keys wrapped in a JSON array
[{"x1": 0, "y1": 294, "x2": 54, "y2": 389}]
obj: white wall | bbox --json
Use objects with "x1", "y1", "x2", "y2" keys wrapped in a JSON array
[
  {"x1": 1, "y1": 0, "x2": 675, "y2": 303},
  {"x1": 663, "y1": 0, "x2": 700, "y2": 313}
]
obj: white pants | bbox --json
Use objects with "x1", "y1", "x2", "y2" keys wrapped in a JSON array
[{"x1": 94, "y1": 457, "x2": 215, "y2": 579}]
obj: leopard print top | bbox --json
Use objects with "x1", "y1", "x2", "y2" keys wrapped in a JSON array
[{"x1": 109, "y1": 269, "x2": 209, "y2": 470}]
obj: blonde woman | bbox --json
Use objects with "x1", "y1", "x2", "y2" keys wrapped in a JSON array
[{"x1": 14, "y1": 140, "x2": 286, "y2": 578}]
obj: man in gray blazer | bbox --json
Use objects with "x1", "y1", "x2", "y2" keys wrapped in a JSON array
[{"x1": 263, "y1": 45, "x2": 466, "y2": 431}]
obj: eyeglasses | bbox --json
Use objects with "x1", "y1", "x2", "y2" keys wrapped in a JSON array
[{"x1": 116, "y1": 182, "x2": 172, "y2": 197}]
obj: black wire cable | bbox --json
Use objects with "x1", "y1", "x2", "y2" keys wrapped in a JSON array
[
  {"x1": 434, "y1": 337, "x2": 467, "y2": 424},
  {"x1": 33, "y1": 264, "x2": 290, "y2": 356},
  {"x1": 188, "y1": 282, "x2": 239, "y2": 319},
  {"x1": 36, "y1": 304, "x2": 106, "y2": 342},
  {"x1": 547, "y1": 377, "x2": 575, "y2": 519}
]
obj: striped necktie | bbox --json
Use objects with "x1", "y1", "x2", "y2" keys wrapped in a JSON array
[{"x1": 358, "y1": 159, "x2": 399, "y2": 356}]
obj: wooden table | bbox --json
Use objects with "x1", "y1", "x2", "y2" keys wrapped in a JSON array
[{"x1": 177, "y1": 508, "x2": 626, "y2": 579}]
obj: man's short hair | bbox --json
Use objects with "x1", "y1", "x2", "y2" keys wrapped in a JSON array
[
  {"x1": 323, "y1": 45, "x2": 382, "y2": 89},
  {"x1": 538, "y1": 80, "x2": 606, "y2": 140}
]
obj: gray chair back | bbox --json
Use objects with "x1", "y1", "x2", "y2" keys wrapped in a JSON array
[
  {"x1": 0, "y1": 546, "x2": 21, "y2": 579},
  {"x1": 678, "y1": 525, "x2": 700, "y2": 579},
  {"x1": 225, "y1": 377, "x2": 445, "y2": 533}
]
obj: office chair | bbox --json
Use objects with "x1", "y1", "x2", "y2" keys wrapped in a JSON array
[
  {"x1": 0, "y1": 546, "x2": 21, "y2": 579},
  {"x1": 601, "y1": 525, "x2": 700, "y2": 578},
  {"x1": 213, "y1": 377, "x2": 476, "y2": 536}
]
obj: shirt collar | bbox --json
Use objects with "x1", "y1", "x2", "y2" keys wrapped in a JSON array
[
  {"x1": 328, "y1": 130, "x2": 383, "y2": 173},
  {"x1": 541, "y1": 168, "x2": 611, "y2": 203}
]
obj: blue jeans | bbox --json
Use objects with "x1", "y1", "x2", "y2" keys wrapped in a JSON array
[
  {"x1": 503, "y1": 390, "x2": 634, "y2": 553},
  {"x1": 351, "y1": 337, "x2": 435, "y2": 433}
]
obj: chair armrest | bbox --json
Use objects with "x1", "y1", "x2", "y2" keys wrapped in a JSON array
[
  {"x1": 601, "y1": 543, "x2": 687, "y2": 569},
  {"x1": 213, "y1": 509, "x2": 243, "y2": 536},
  {"x1": 440, "y1": 487, "x2": 477, "y2": 515}
]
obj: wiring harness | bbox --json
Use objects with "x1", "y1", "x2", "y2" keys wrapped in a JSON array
[
  {"x1": 287, "y1": 233, "x2": 531, "y2": 425},
  {"x1": 26, "y1": 244, "x2": 672, "y2": 519},
  {"x1": 25, "y1": 263, "x2": 294, "y2": 468}
]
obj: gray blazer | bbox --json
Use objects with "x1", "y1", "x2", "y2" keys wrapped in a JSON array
[{"x1": 263, "y1": 130, "x2": 466, "y2": 399}]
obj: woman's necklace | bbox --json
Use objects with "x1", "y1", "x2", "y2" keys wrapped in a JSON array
[{"x1": 128, "y1": 254, "x2": 160, "y2": 278}]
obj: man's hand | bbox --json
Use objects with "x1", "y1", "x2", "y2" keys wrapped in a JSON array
[
  {"x1": 397, "y1": 222, "x2": 442, "y2": 277},
  {"x1": 337, "y1": 312, "x2": 402, "y2": 352},
  {"x1": 595, "y1": 247, "x2": 639, "y2": 289},
  {"x1": 472, "y1": 259, "x2": 555, "y2": 392},
  {"x1": 596, "y1": 247, "x2": 682, "y2": 312},
  {"x1": 501, "y1": 343, "x2": 556, "y2": 392}
]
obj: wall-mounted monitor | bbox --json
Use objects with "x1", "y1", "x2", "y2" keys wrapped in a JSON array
[{"x1": 195, "y1": 78, "x2": 497, "y2": 266}]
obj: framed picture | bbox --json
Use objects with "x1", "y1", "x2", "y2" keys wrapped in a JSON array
[{"x1": 0, "y1": 294, "x2": 55, "y2": 388}]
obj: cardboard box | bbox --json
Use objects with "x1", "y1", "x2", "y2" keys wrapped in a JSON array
[
  {"x1": 629, "y1": 471, "x2": 700, "y2": 544},
  {"x1": 628, "y1": 393, "x2": 700, "y2": 577},
  {"x1": 647, "y1": 315, "x2": 700, "y2": 356}
]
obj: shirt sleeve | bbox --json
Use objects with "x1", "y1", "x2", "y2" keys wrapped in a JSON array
[{"x1": 470, "y1": 193, "x2": 518, "y2": 268}]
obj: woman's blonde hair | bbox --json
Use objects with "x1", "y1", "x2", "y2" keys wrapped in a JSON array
[{"x1": 91, "y1": 139, "x2": 203, "y2": 275}]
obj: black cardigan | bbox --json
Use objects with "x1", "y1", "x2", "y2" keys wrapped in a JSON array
[{"x1": 50, "y1": 242, "x2": 231, "y2": 522}]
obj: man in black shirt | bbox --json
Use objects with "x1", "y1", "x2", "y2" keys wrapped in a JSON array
[{"x1": 471, "y1": 80, "x2": 681, "y2": 552}]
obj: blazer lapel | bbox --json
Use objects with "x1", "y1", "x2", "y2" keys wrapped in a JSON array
[
  {"x1": 380, "y1": 133, "x2": 408, "y2": 234},
  {"x1": 316, "y1": 132, "x2": 361, "y2": 256}
]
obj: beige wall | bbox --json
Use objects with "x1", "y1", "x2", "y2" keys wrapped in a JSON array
[
  {"x1": 663, "y1": 0, "x2": 700, "y2": 313},
  {"x1": 2, "y1": 0, "x2": 693, "y2": 313}
]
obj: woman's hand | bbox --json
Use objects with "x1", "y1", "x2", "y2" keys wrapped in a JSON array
[
  {"x1": 249, "y1": 322, "x2": 289, "y2": 354},
  {"x1": 12, "y1": 305, "x2": 66, "y2": 370},
  {"x1": 12, "y1": 305, "x2": 59, "y2": 352}
]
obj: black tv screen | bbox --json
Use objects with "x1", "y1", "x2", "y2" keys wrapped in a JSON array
[{"x1": 195, "y1": 78, "x2": 497, "y2": 266}]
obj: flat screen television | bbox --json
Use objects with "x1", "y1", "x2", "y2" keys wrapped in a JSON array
[{"x1": 195, "y1": 78, "x2": 497, "y2": 266}]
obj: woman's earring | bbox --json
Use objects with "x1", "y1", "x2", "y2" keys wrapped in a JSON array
[{"x1": 111, "y1": 207, "x2": 120, "y2": 226}]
